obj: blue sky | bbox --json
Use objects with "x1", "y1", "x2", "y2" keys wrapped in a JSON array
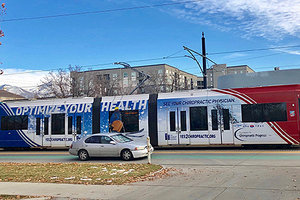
[{"x1": 0, "y1": 0, "x2": 300, "y2": 89}]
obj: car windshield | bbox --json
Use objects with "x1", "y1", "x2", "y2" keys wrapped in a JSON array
[{"x1": 111, "y1": 134, "x2": 132, "y2": 143}]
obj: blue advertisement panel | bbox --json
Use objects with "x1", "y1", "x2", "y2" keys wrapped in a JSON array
[{"x1": 100, "y1": 99, "x2": 148, "y2": 141}]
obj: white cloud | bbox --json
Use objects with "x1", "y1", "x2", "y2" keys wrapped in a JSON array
[
  {"x1": 276, "y1": 49, "x2": 300, "y2": 55},
  {"x1": 172, "y1": 0, "x2": 300, "y2": 39},
  {"x1": 222, "y1": 52, "x2": 248, "y2": 59},
  {"x1": 0, "y1": 69, "x2": 48, "y2": 90}
]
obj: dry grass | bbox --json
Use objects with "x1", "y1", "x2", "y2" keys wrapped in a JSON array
[
  {"x1": 0, "y1": 195, "x2": 48, "y2": 199},
  {"x1": 0, "y1": 162, "x2": 163, "y2": 185}
]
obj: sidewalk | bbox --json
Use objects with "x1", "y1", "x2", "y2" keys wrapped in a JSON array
[{"x1": 0, "y1": 182, "x2": 134, "y2": 200}]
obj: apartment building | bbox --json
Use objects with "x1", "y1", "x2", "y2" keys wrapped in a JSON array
[
  {"x1": 207, "y1": 64, "x2": 254, "y2": 88},
  {"x1": 71, "y1": 64, "x2": 200, "y2": 97}
]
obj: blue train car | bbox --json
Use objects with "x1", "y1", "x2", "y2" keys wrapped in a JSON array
[{"x1": 0, "y1": 97, "x2": 94, "y2": 148}]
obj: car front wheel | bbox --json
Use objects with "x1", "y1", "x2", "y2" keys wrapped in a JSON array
[
  {"x1": 121, "y1": 149, "x2": 133, "y2": 161},
  {"x1": 78, "y1": 150, "x2": 89, "y2": 161}
]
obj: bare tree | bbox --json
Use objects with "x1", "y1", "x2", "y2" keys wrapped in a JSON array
[
  {"x1": 142, "y1": 71, "x2": 166, "y2": 94},
  {"x1": 39, "y1": 69, "x2": 72, "y2": 98},
  {"x1": 92, "y1": 75, "x2": 121, "y2": 97}
]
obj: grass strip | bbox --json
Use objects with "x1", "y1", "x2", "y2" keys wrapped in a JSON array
[
  {"x1": 0, "y1": 195, "x2": 47, "y2": 199},
  {"x1": 0, "y1": 162, "x2": 162, "y2": 185}
]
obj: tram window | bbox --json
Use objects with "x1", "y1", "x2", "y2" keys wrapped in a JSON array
[
  {"x1": 51, "y1": 114, "x2": 65, "y2": 135},
  {"x1": 36, "y1": 118, "x2": 41, "y2": 135},
  {"x1": 242, "y1": 103, "x2": 287, "y2": 122},
  {"x1": 68, "y1": 116, "x2": 73, "y2": 135},
  {"x1": 44, "y1": 117, "x2": 49, "y2": 135},
  {"x1": 109, "y1": 110, "x2": 139, "y2": 132},
  {"x1": 190, "y1": 106, "x2": 208, "y2": 131},
  {"x1": 76, "y1": 116, "x2": 81, "y2": 135},
  {"x1": 170, "y1": 111, "x2": 176, "y2": 131},
  {"x1": 264, "y1": 103, "x2": 287, "y2": 121},
  {"x1": 242, "y1": 104, "x2": 263, "y2": 122},
  {"x1": 1, "y1": 115, "x2": 28, "y2": 130},
  {"x1": 211, "y1": 110, "x2": 218, "y2": 130},
  {"x1": 180, "y1": 111, "x2": 187, "y2": 131},
  {"x1": 223, "y1": 109, "x2": 230, "y2": 130},
  {"x1": 122, "y1": 110, "x2": 139, "y2": 132}
]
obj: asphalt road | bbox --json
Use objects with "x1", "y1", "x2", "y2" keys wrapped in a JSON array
[
  {"x1": 0, "y1": 148, "x2": 300, "y2": 165},
  {"x1": 1, "y1": 148, "x2": 300, "y2": 200}
]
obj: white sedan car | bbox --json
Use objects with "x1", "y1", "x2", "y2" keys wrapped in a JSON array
[{"x1": 69, "y1": 133, "x2": 153, "y2": 161}]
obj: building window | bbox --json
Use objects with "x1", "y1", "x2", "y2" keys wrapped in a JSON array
[
  {"x1": 158, "y1": 69, "x2": 163, "y2": 74},
  {"x1": 97, "y1": 75, "x2": 102, "y2": 80},
  {"x1": 113, "y1": 73, "x2": 118, "y2": 80},
  {"x1": 104, "y1": 74, "x2": 110, "y2": 80},
  {"x1": 123, "y1": 72, "x2": 128, "y2": 78},
  {"x1": 131, "y1": 72, "x2": 136, "y2": 81}
]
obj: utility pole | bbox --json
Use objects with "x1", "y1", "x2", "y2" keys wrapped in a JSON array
[
  {"x1": 183, "y1": 33, "x2": 216, "y2": 90},
  {"x1": 202, "y1": 32, "x2": 207, "y2": 89}
]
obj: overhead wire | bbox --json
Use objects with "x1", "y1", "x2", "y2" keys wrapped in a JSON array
[
  {"x1": 208, "y1": 44, "x2": 300, "y2": 55},
  {"x1": 1, "y1": 44, "x2": 300, "y2": 76},
  {"x1": 0, "y1": 0, "x2": 203, "y2": 23}
]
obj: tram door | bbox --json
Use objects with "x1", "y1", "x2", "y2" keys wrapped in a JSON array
[
  {"x1": 209, "y1": 107, "x2": 233, "y2": 144},
  {"x1": 68, "y1": 114, "x2": 82, "y2": 142},
  {"x1": 35, "y1": 116, "x2": 51, "y2": 147},
  {"x1": 49, "y1": 113, "x2": 67, "y2": 147},
  {"x1": 167, "y1": 108, "x2": 189, "y2": 145},
  {"x1": 42, "y1": 116, "x2": 51, "y2": 147},
  {"x1": 67, "y1": 114, "x2": 76, "y2": 145}
]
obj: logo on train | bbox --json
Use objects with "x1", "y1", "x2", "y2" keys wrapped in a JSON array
[{"x1": 290, "y1": 111, "x2": 295, "y2": 117}]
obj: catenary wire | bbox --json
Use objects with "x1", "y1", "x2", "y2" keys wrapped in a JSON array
[
  {"x1": 208, "y1": 44, "x2": 300, "y2": 55},
  {"x1": 1, "y1": 45, "x2": 300, "y2": 76},
  {"x1": 0, "y1": 0, "x2": 203, "y2": 23}
]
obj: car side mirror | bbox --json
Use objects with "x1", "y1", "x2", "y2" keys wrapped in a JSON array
[{"x1": 110, "y1": 141, "x2": 116, "y2": 145}]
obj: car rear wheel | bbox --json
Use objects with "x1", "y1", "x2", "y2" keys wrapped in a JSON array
[
  {"x1": 121, "y1": 149, "x2": 133, "y2": 161},
  {"x1": 78, "y1": 150, "x2": 89, "y2": 161}
]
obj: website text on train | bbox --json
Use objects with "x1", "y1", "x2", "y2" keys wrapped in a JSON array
[{"x1": 0, "y1": 84, "x2": 299, "y2": 148}]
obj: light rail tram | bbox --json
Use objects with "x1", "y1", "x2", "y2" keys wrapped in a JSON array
[{"x1": 0, "y1": 84, "x2": 299, "y2": 148}]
